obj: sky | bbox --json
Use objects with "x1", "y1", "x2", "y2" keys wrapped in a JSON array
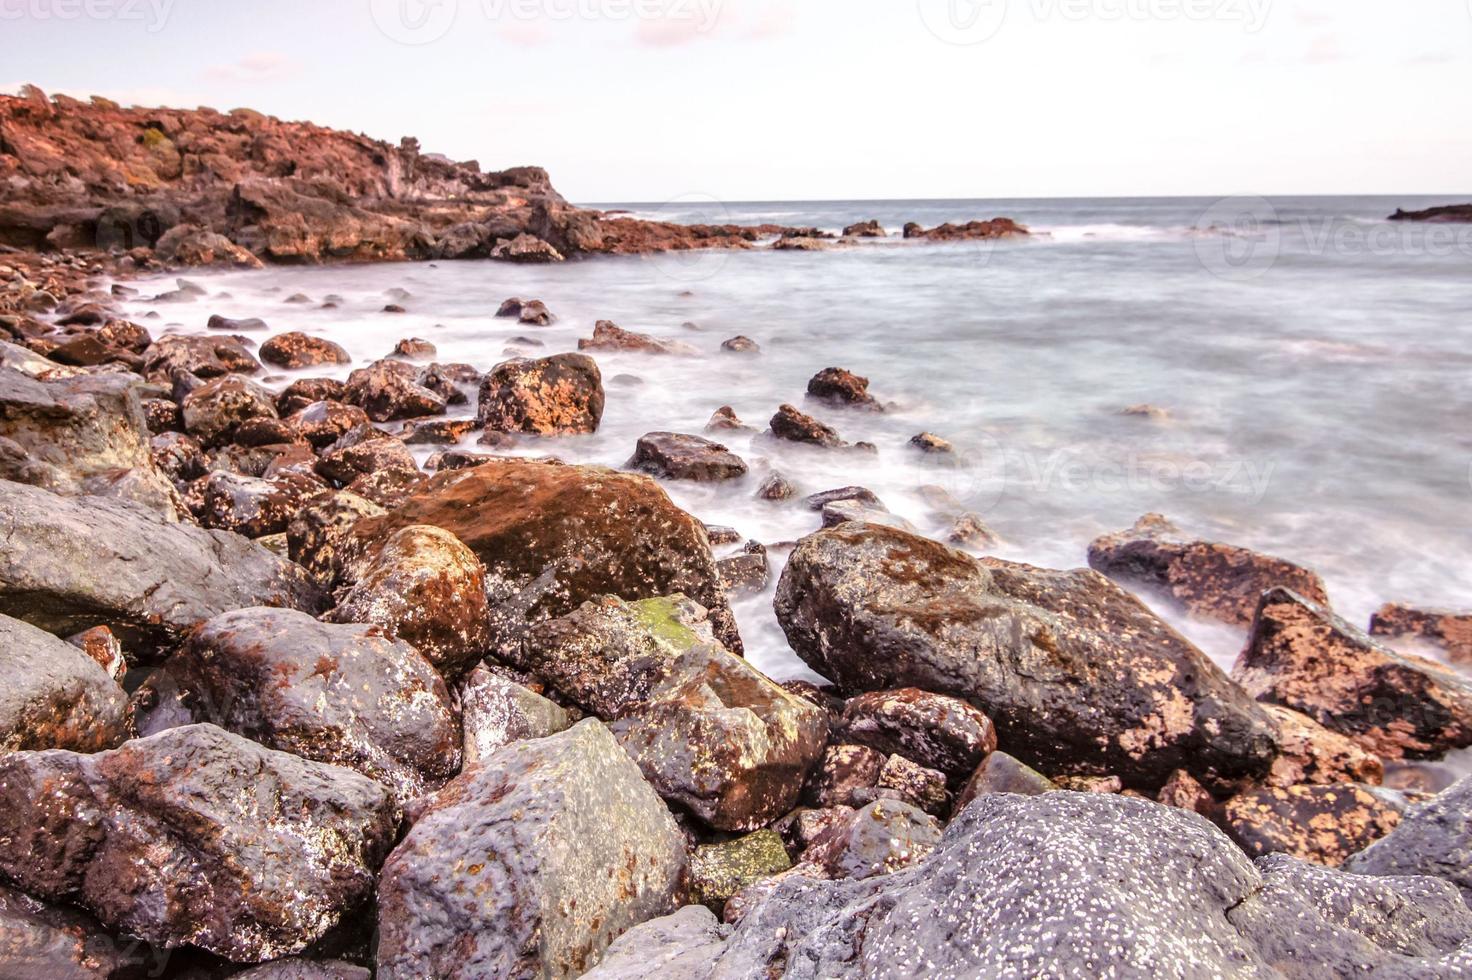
[{"x1": 1, "y1": 0, "x2": 1469, "y2": 202}]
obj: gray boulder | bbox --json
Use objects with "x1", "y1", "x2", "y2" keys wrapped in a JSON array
[
  {"x1": 140, "y1": 607, "x2": 460, "y2": 807},
  {"x1": 375, "y1": 719, "x2": 686, "y2": 980},
  {"x1": 460, "y1": 664, "x2": 572, "y2": 768},
  {"x1": 1346, "y1": 776, "x2": 1472, "y2": 905},
  {"x1": 0, "y1": 724, "x2": 399, "y2": 962},
  {"x1": 0, "y1": 480, "x2": 323, "y2": 654},
  {"x1": 775, "y1": 523, "x2": 1277, "y2": 790},
  {"x1": 586, "y1": 792, "x2": 1472, "y2": 978},
  {"x1": 0, "y1": 613, "x2": 130, "y2": 752}
]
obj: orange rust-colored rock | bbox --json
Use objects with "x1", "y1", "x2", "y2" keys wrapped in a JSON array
[
  {"x1": 1219, "y1": 783, "x2": 1403, "y2": 866},
  {"x1": 1370, "y1": 603, "x2": 1472, "y2": 664},
  {"x1": 476, "y1": 353, "x2": 604, "y2": 436}
]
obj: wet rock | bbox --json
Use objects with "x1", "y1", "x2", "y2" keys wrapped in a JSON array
[
  {"x1": 459, "y1": 665, "x2": 572, "y2": 767},
  {"x1": 1345, "y1": 776, "x2": 1472, "y2": 904},
  {"x1": 66, "y1": 624, "x2": 127, "y2": 682},
  {"x1": 755, "y1": 473, "x2": 796, "y2": 500},
  {"x1": 1232, "y1": 587, "x2": 1472, "y2": 759},
  {"x1": 802, "y1": 798, "x2": 941, "y2": 880},
  {"x1": 806, "y1": 367, "x2": 881, "y2": 411},
  {"x1": 148, "y1": 607, "x2": 460, "y2": 806},
  {"x1": 207, "y1": 313, "x2": 268, "y2": 332},
  {"x1": 1370, "y1": 602, "x2": 1472, "y2": 664},
  {"x1": 141, "y1": 396, "x2": 181, "y2": 433},
  {"x1": 0, "y1": 480, "x2": 323, "y2": 652},
  {"x1": 0, "y1": 882, "x2": 152, "y2": 979},
  {"x1": 954, "y1": 751, "x2": 1057, "y2": 812},
  {"x1": 720, "y1": 335, "x2": 760, "y2": 353},
  {"x1": 0, "y1": 613, "x2": 129, "y2": 752},
  {"x1": 489, "y1": 232, "x2": 563, "y2": 262},
  {"x1": 181, "y1": 373, "x2": 278, "y2": 447},
  {"x1": 233, "y1": 415, "x2": 303, "y2": 447},
  {"x1": 316, "y1": 432, "x2": 418, "y2": 487},
  {"x1": 947, "y1": 512, "x2": 1001, "y2": 549},
  {"x1": 286, "y1": 489, "x2": 386, "y2": 588},
  {"x1": 476, "y1": 353, "x2": 604, "y2": 436},
  {"x1": 0, "y1": 723, "x2": 398, "y2": 962},
  {"x1": 867, "y1": 754, "x2": 950, "y2": 814},
  {"x1": 1158, "y1": 768, "x2": 1216, "y2": 814},
  {"x1": 375, "y1": 719, "x2": 685, "y2": 979},
  {"x1": 195, "y1": 469, "x2": 325, "y2": 537},
  {"x1": 838, "y1": 688, "x2": 996, "y2": 782},
  {"x1": 425, "y1": 448, "x2": 496, "y2": 471},
  {"x1": 277, "y1": 377, "x2": 346, "y2": 415},
  {"x1": 343, "y1": 466, "x2": 425, "y2": 509},
  {"x1": 628, "y1": 431, "x2": 748, "y2": 482},
  {"x1": 1263, "y1": 703, "x2": 1384, "y2": 788},
  {"x1": 1120, "y1": 403, "x2": 1170, "y2": 420},
  {"x1": 149, "y1": 430, "x2": 208, "y2": 485},
  {"x1": 325, "y1": 524, "x2": 492, "y2": 679},
  {"x1": 390, "y1": 337, "x2": 435, "y2": 359},
  {"x1": 0, "y1": 364, "x2": 181, "y2": 517},
  {"x1": 909, "y1": 431, "x2": 953, "y2": 454},
  {"x1": 1220, "y1": 783, "x2": 1403, "y2": 866},
  {"x1": 349, "y1": 460, "x2": 743, "y2": 654},
  {"x1": 1088, "y1": 514, "x2": 1329, "y2": 626},
  {"x1": 231, "y1": 960, "x2": 370, "y2": 980},
  {"x1": 689, "y1": 831, "x2": 792, "y2": 912},
  {"x1": 821, "y1": 498, "x2": 914, "y2": 531},
  {"x1": 141, "y1": 333, "x2": 260, "y2": 380},
  {"x1": 259, "y1": 331, "x2": 351, "y2": 369},
  {"x1": 579, "y1": 320, "x2": 699, "y2": 356},
  {"x1": 496, "y1": 297, "x2": 553, "y2": 325},
  {"x1": 807, "y1": 743, "x2": 886, "y2": 808},
  {"x1": 343, "y1": 359, "x2": 446, "y2": 422},
  {"x1": 704, "y1": 404, "x2": 751, "y2": 433},
  {"x1": 903, "y1": 217, "x2": 1031, "y2": 241},
  {"x1": 286, "y1": 399, "x2": 370, "y2": 449},
  {"x1": 401, "y1": 417, "x2": 476, "y2": 445},
  {"x1": 843, "y1": 220, "x2": 886, "y2": 237},
  {"x1": 767, "y1": 403, "x2": 844, "y2": 448},
  {"x1": 775, "y1": 523, "x2": 1278, "y2": 790},
  {"x1": 716, "y1": 542, "x2": 768, "y2": 595},
  {"x1": 417, "y1": 361, "x2": 478, "y2": 406}
]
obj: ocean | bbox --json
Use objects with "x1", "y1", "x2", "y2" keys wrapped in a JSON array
[{"x1": 114, "y1": 194, "x2": 1472, "y2": 685}]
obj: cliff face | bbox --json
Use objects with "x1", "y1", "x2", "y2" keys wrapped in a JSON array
[{"x1": 0, "y1": 84, "x2": 764, "y2": 266}]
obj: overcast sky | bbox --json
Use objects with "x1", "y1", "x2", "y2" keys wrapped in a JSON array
[{"x1": 2, "y1": 0, "x2": 1468, "y2": 202}]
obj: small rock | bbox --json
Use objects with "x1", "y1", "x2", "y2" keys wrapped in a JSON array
[
  {"x1": 870, "y1": 754, "x2": 950, "y2": 815},
  {"x1": 756, "y1": 473, "x2": 797, "y2": 500},
  {"x1": 705, "y1": 404, "x2": 752, "y2": 433},
  {"x1": 689, "y1": 831, "x2": 792, "y2": 912},
  {"x1": 1158, "y1": 768, "x2": 1216, "y2": 814},
  {"x1": 0, "y1": 613, "x2": 130, "y2": 753},
  {"x1": 489, "y1": 232, "x2": 564, "y2": 263},
  {"x1": 391, "y1": 337, "x2": 436, "y2": 359},
  {"x1": 807, "y1": 743, "x2": 886, "y2": 808},
  {"x1": 767, "y1": 403, "x2": 844, "y2": 448},
  {"x1": 954, "y1": 751, "x2": 1056, "y2": 813},
  {"x1": 629, "y1": 431, "x2": 749, "y2": 481},
  {"x1": 579, "y1": 320, "x2": 699, "y2": 356},
  {"x1": 807, "y1": 367, "x2": 881, "y2": 411},
  {"x1": 803, "y1": 798, "x2": 941, "y2": 880},
  {"x1": 720, "y1": 335, "x2": 760, "y2": 353},
  {"x1": 909, "y1": 431, "x2": 953, "y2": 454},
  {"x1": 842, "y1": 220, "x2": 886, "y2": 237},
  {"x1": 181, "y1": 375, "x2": 278, "y2": 446},
  {"x1": 1370, "y1": 603, "x2": 1472, "y2": 664},
  {"x1": 459, "y1": 665, "x2": 572, "y2": 767},
  {"x1": 838, "y1": 688, "x2": 996, "y2": 782},
  {"x1": 1220, "y1": 783, "x2": 1403, "y2": 866},
  {"x1": 477, "y1": 353, "x2": 605, "y2": 436},
  {"x1": 343, "y1": 359, "x2": 446, "y2": 422},
  {"x1": 207, "y1": 314, "x2": 268, "y2": 332},
  {"x1": 259, "y1": 332, "x2": 351, "y2": 369}
]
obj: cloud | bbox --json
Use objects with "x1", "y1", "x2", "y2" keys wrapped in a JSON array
[
  {"x1": 629, "y1": 0, "x2": 791, "y2": 47},
  {"x1": 632, "y1": 16, "x2": 718, "y2": 47},
  {"x1": 1303, "y1": 34, "x2": 1343, "y2": 65},
  {"x1": 497, "y1": 21, "x2": 553, "y2": 45},
  {"x1": 203, "y1": 52, "x2": 296, "y2": 83}
]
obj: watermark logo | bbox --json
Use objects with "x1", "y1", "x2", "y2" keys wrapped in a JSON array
[
  {"x1": 370, "y1": 0, "x2": 458, "y2": 44},
  {"x1": 917, "y1": 0, "x2": 1008, "y2": 45},
  {"x1": 919, "y1": 0, "x2": 1272, "y2": 46},
  {"x1": 0, "y1": 0, "x2": 175, "y2": 32},
  {"x1": 1192, "y1": 195, "x2": 1282, "y2": 281},
  {"x1": 643, "y1": 192, "x2": 734, "y2": 283}
]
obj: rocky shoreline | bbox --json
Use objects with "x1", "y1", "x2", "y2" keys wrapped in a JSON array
[{"x1": 2, "y1": 88, "x2": 1472, "y2": 978}]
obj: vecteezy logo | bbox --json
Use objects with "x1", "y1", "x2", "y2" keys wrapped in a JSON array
[
  {"x1": 644, "y1": 192, "x2": 735, "y2": 284},
  {"x1": 370, "y1": 0, "x2": 457, "y2": 45},
  {"x1": 917, "y1": 0, "x2": 1008, "y2": 45},
  {"x1": 1192, "y1": 195, "x2": 1282, "y2": 281}
]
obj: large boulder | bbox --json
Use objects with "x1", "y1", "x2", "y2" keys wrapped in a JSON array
[
  {"x1": 375, "y1": 719, "x2": 686, "y2": 979},
  {"x1": 476, "y1": 353, "x2": 604, "y2": 436},
  {"x1": 143, "y1": 607, "x2": 460, "y2": 807},
  {"x1": 1088, "y1": 514, "x2": 1329, "y2": 626},
  {"x1": 586, "y1": 792, "x2": 1472, "y2": 978},
  {"x1": 349, "y1": 460, "x2": 742, "y2": 654},
  {"x1": 342, "y1": 360, "x2": 446, "y2": 422},
  {"x1": 518, "y1": 595, "x2": 828, "y2": 830},
  {"x1": 324, "y1": 524, "x2": 492, "y2": 678},
  {"x1": 775, "y1": 523, "x2": 1277, "y2": 790},
  {"x1": 0, "y1": 480, "x2": 323, "y2": 654},
  {"x1": 0, "y1": 724, "x2": 399, "y2": 962},
  {"x1": 0, "y1": 364, "x2": 181, "y2": 517},
  {"x1": 1232, "y1": 588, "x2": 1472, "y2": 759},
  {"x1": 1346, "y1": 776, "x2": 1472, "y2": 904},
  {"x1": 0, "y1": 613, "x2": 130, "y2": 752}
]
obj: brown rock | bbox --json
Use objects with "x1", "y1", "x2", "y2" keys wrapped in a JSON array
[
  {"x1": 953, "y1": 751, "x2": 1056, "y2": 813},
  {"x1": 806, "y1": 367, "x2": 881, "y2": 411},
  {"x1": 842, "y1": 220, "x2": 886, "y2": 237},
  {"x1": 767, "y1": 403, "x2": 844, "y2": 448},
  {"x1": 391, "y1": 337, "x2": 436, "y2": 359},
  {"x1": 1088, "y1": 514, "x2": 1329, "y2": 626},
  {"x1": 401, "y1": 417, "x2": 477, "y2": 445},
  {"x1": 807, "y1": 743, "x2": 886, "y2": 808},
  {"x1": 259, "y1": 331, "x2": 351, "y2": 369},
  {"x1": 579, "y1": 319, "x2": 699, "y2": 356},
  {"x1": 870, "y1": 754, "x2": 950, "y2": 815},
  {"x1": 1232, "y1": 588, "x2": 1472, "y2": 760},
  {"x1": 1263, "y1": 703, "x2": 1383, "y2": 788},
  {"x1": 705, "y1": 405, "x2": 752, "y2": 433},
  {"x1": 343, "y1": 359, "x2": 446, "y2": 422},
  {"x1": 1370, "y1": 603, "x2": 1472, "y2": 664},
  {"x1": 476, "y1": 353, "x2": 604, "y2": 436},
  {"x1": 286, "y1": 399, "x2": 371, "y2": 449},
  {"x1": 180, "y1": 374, "x2": 278, "y2": 446},
  {"x1": 325, "y1": 524, "x2": 492, "y2": 679},
  {"x1": 756, "y1": 473, "x2": 796, "y2": 500},
  {"x1": 277, "y1": 377, "x2": 346, "y2": 415},
  {"x1": 838, "y1": 688, "x2": 996, "y2": 782},
  {"x1": 195, "y1": 469, "x2": 325, "y2": 537},
  {"x1": 142, "y1": 333, "x2": 260, "y2": 380},
  {"x1": 316, "y1": 431, "x2": 418, "y2": 487},
  {"x1": 1219, "y1": 783, "x2": 1403, "y2": 866},
  {"x1": 720, "y1": 336, "x2": 760, "y2": 353},
  {"x1": 629, "y1": 431, "x2": 748, "y2": 481},
  {"x1": 286, "y1": 490, "x2": 385, "y2": 587},
  {"x1": 1158, "y1": 768, "x2": 1215, "y2": 815},
  {"x1": 458, "y1": 665, "x2": 571, "y2": 767}
]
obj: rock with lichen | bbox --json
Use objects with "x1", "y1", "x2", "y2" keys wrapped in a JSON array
[
  {"x1": 0, "y1": 613, "x2": 130, "y2": 753},
  {"x1": 375, "y1": 719, "x2": 685, "y2": 980},
  {"x1": 1219, "y1": 783, "x2": 1404, "y2": 866},
  {"x1": 459, "y1": 665, "x2": 572, "y2": 767},
  {"x1": 476, "y1": 353, "x2": 604, "y2": 436},
  {"x1": 0, "y1": 723, "x2": 398, "y2": 962},
  {"x1": 775, "y1": 522, "x2": 1278, "y2": 792},
  {"x1": 688, "y1": 831, "x2": 792, "y2": 912}
]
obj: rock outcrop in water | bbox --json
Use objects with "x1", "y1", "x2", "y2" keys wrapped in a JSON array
[{"x1": 1388, "y1": 203, "x2": 1472, "y2": 223}]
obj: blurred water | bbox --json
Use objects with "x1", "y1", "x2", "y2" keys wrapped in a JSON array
[{"x1": 116, "y1": 195, "x2": 1472, "y2": 683}]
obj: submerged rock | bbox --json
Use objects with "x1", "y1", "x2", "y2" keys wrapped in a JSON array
[
  {"x1": 375, "y1": 719, "x2": 685, "y2": 980},
  {"x1": 585, "y1": 791, "x2": 1472, "y2": 979},
  {"x1": 579, "y1": 320, "x2": 698, "y2": 356},
  {"x1": 775, "y1": 523, "x2": 1277, "y2": 790},
  {"x1": 1370, "y1": 602, "x2": 1472, "y2": 664},
  {"x1": 1232, "y1": 587, "x2": 1472, "y2": 759},
  {"x1": 720, "y1": 335, "x2": 760, "y2": 353},
  {"x1": 0, "y1": 613, "x2": 130, "y2": 753},
  {"x1": 628, "y1": 431, "x2": 748, "y2": 482},
  {"x1": 476, "y1": 353, "x2": 604, "y2": 436},
  {"x1": 0, "y1": 480, "x2": 322, "y2": 652},
  {"x1": 1088, "y1": 514, "x2": 1329, "y2": 626},
  {"x1": 806, "y1": 367, "x2": 881, "y2": 411},
  {"x1": 766, "y1": 403, "x2": 845, "y2": 448},
  {"x1": 146, "y1": 607, "x2": 461, "y2": 806},
  {"x1": 348, "y1": 460, "x2": 742, "y2": 654},
  {"x1": 0, "y1": 724, "x2": 398, "y2": 962}
]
